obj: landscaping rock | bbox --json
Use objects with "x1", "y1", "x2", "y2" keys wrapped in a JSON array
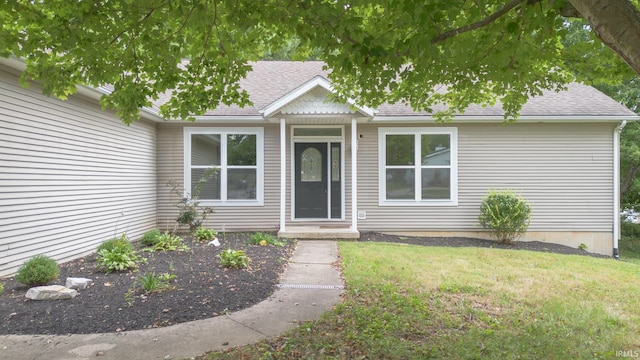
[
  {"x1": 26, "y1": 285, "x2": 78, "y2": 300},
  {"x1": 66, "y1": 277, "x2": 94, "y2": 290}
]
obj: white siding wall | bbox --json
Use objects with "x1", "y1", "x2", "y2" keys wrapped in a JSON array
[
  {"x1": 0, "y1": 68, "x2": 157, "y2": 277},
  {"x1": 357, "y1": 123, "x2": 614, "y2": 232},
  {"x1": 156, "y1": 123, "x2": 280, "y2": 232}
]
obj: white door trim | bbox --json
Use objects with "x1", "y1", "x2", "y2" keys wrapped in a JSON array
[{"x1": 290, "y1": 125, "x2": 345, "y2": 221}]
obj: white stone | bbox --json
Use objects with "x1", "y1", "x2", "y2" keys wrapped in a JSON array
[
  {"x1": 208, "y1": 238, "x2": 220, "y2": 247},
  {"x1": 66, "y1": 277, "x2": 94, "y2": 290},
  {"x1": 26, "y1": 285, "x2": 78, "y2": 300}
]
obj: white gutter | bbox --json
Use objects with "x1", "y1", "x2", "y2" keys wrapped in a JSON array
[
  {"x1": 371, "y1": 115, "x2": 639, "y2": 123},
  {"x1": 193, "y1": 115, "x2": 266, "y2": 122},
  {"x1": 0, "y1": 56, "x2": 27, "y2": 72},
  {"x1": 613, "y1": 120, "x2": 627, "y2": 259}
]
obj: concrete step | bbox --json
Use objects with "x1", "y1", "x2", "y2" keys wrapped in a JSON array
[{"x1": 278, "y1": 226, "x2": 359, "y2": 239}]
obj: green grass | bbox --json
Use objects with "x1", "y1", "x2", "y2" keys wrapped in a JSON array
[
  {"x1": 200, "y1": 242, "x2": 640, "y2": 359},
  {"x1": 620, "y1": 236, "x2": 640, "y2": 265}
]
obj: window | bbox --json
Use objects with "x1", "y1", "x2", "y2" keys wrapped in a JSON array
[
  {"x1": 185, "y1": 128, "x2": 263, "y2": 206},
  {"x1": 379, "y1": 127, "x2": 457, "y2": 206}
]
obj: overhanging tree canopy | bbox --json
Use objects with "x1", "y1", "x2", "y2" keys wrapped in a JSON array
[{"x1": 1, "y1": 0, "x2": 638, "y2": 123}]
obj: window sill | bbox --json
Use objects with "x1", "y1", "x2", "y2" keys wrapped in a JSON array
[
  {"x1": 198, "y1": 200, "x2": 264, "y2": 207},
  {"x1": 378, "y1": 200, "x2": 458, "y2": 207}
]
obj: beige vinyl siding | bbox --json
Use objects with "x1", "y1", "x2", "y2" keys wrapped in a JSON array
[
  {"x1": 357, "y1": 123, "x2": 614, "y2": 232},
  {"x1": 0, "y1": 69, "x2": 157, "y2": 277},
  {"x1": 156, "y1": 123, "x2": 280, "y2": 232}
]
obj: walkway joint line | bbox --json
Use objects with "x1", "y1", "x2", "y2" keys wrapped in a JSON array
[
  {"x1": 226, "y1": 315, "x2": 269, "y2": 337},
  {"x1": 276, "y1": 284, "x2": 345, "y2": 290}
]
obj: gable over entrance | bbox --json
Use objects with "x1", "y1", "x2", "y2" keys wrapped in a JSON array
[{"x1": 260, "y1": 76, "x2": 375, "y2": 120}]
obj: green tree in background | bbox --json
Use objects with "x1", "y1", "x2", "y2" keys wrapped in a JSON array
[
  {"x1": 1, "y1": 0, "x2": 639, "y2": 123},
  {"x1": 598, "y1": 78, "x2": 640, "y2": 209},
  {"x1": 562, "y1": 20, "x2": 640, "y2": 207}
]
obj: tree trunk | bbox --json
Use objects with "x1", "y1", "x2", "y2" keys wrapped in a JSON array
[
  {"x1": 567, "y1": 0, "x2": 640, "y2": 76},
  {"x1": 621, "y1": 164, "x2": 640, "y2": 197}
]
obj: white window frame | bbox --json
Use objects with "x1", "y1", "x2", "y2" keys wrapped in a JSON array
[
  {"x1": 378, "y1": 127, "x2": 458, "y2": 206},
  {"x1": 184, "y1": 127, "x2": 264, "y2": 206}
]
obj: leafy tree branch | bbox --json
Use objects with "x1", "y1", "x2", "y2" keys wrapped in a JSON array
[
  {"x1": 431, "y1": 0, "x2": 528, "y2": 44},
  {"x1": 1, "y1": 0, "x2": 639, "y2": 123}
]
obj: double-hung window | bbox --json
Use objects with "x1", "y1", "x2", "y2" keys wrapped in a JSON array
[
  {"x1": 184, "y1": 127, "x2": 264, "y2": 206},
  {"x1": 379, "y1": 127, "x2": 457, "y2": 206}
]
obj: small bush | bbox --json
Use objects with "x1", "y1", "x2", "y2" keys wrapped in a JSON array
[
  {"x1": 96, "y1": 235, "x2": 145, "y2": 273},
  {"x1": 168, "y1": 170, "x2": 216, "y2": 233},
  {"x1": 620, "y1": 236, "x2": 640, "y2": 259},
  {"x1": 98, "y1": 235, "x2": 134, "y2": 254},
  {"x1": 621, "y1": 220, "x2": 640, "y2": 238},
  {"x1": 140, "y1": 229, "x2": 162, "y2": 246},
  {"x1": 150, "y1": 232, "x2": 190, "y2": 252},
  {"x1": 478, "y1": 189, "x2": 531, "y2": 244},
  {"x1": 15, "y1": 255, "x2": 60, "y2": 286},
  {"x1": 0, "y1": 283, "x2": 4, "y2": 295},
  {"x1": 249, "y1": 232, "x2": 285, "y2": 247},
  {"x1": 195, "y1": 227, "x2": 218, "y2": 242},
  {"x1": 218, "y1": 249, "x2": 251, "y2": 269},
  {"x1": 136, "y1": 272, "x2": 176, "y2": 293}
]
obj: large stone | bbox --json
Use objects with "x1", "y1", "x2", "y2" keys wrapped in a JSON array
[
  {"x1": 26, "y1": 285, "x2": 78, "y2": 300},
  {"x1": 66, "y1": 277, "x2": 94, "y2": 290}
]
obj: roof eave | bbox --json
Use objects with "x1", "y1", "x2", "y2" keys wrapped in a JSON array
[
  {"x1": 1, "y1": 56, "x2": 164, "y2": 123},
  {"x1": 371, "y1": 115, "x2": 640, "y2": 123},
  {"x1": 191, "y1": 115, "x2": 267, "y2": 122}
]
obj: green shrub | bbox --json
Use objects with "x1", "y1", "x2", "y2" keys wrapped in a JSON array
[
  {"x1": 98, "y1": 235, "x2": 134, "y2": 254},
  {"x1": 620, "y1": 236, "x2": 640, "y2": 259},
  {"x1": 621, "y1": 220, "x2": 640, "y2": 238},
  {"x1": 135, "y1": 272, "x2": 176, "y2": 293},
  {"x1": 620, "y1": 221, "x2": 640, "y2": 259},
  {"x1": 168, "y1": 169, "x2": 216, "y2": 233},
  {"x1": 478, "y1": 189, "x2": 531, "y2": 244},
  {"x1": 195, "y1": 227, "x2": 217, "y2": 242},
  {"x1": 0, "y1": 283, "x2": 4, "y2": 295},
  {"x1": 218, "y1": 249, "x2": 251, "y2": 269},
  {"x1": 140, "y1": 229, "x2": 162, "y2": 246},
  {"x1": 96, "y1": 235, "x2": 145, "y2": 273},
  {"x1": 150, "y1": 232, "x2": 190, "y2": 252},
  {"x1": 15, "y1": 255, "x2": 60, "y2": 286},
  {"x1": 249, "y1": 232, "x2": 285, "y2": 247}
]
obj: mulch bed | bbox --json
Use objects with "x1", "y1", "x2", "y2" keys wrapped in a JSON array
[
  {"x1": 0, "y1": 233, "x2": 295, "y2": 335},
  {"x1": 0, "y1": 232, "x2": 608, "y2": 335},
  {"x1": 359, "y1": 232, "x2": 611, "y2": 258}
]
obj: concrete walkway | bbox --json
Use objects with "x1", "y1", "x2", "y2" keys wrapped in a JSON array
[{"x1": 0, "y1": 241, "x2": 344, "y2": 360}]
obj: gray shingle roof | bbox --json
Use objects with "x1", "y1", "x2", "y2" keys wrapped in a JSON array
[{"x1": 165, "y1": 61, "x2": 636, "y2": 118}]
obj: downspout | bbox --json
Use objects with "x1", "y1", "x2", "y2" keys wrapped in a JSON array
[{"x1": 613, "y1": 120, "x2": 627, "y2": 259}]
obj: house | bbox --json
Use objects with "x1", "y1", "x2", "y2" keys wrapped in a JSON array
[{"x1": 1, "y1": 58, "x2": 637, "y2": 276}]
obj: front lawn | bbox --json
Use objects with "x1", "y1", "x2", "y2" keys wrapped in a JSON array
[{"x1": 203, "y1": 242, "x2": 640, "y2": 359}]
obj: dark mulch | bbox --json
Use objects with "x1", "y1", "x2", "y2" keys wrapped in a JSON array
[
  {"x1": 0, "y1": 233, "x2": 295, "y2": 335},
  {"x1": 360, "y1": 232, "x2": 611, "y2": 258},
  {"x1": 0, "y1": 231, "x2": 610, "y2": 336}
]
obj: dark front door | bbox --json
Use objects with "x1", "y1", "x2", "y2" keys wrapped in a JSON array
[{"x1": 295, "y1": 143, "x2": 328, "y2": 218}]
